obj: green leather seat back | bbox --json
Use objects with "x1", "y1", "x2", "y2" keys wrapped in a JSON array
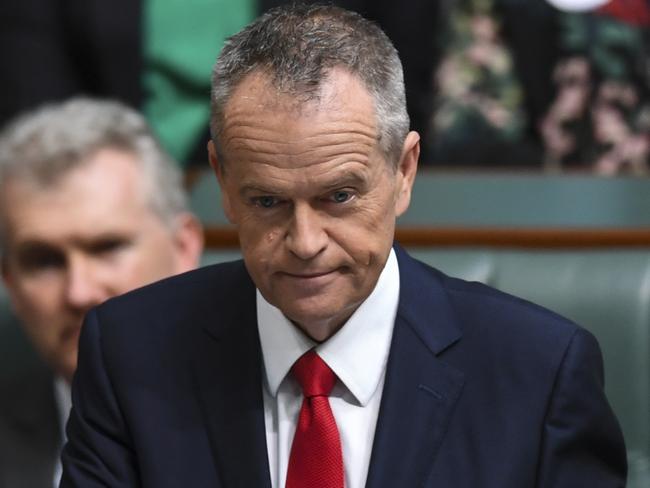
[
  {"x1": 189, "y1": 171, "x2": 229, "y2": 225},
  {"x1": 190, "y1": 170, "x2": 650, "y2": 229},
  {"x1": 401, "y1": 173, "x2": 650, "y2": 228}
]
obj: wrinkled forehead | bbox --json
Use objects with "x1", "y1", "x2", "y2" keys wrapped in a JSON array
[
  {"x1": 0, "y1": 149, "x2": 155, "y2": 244},
  {"x1": 219, "y1": 68, "x2": 379, "y2": 153}
]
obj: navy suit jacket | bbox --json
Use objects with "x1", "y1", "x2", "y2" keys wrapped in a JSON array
[{"x1": 61, "y1": 247, "x2": 626, "y2": 487}]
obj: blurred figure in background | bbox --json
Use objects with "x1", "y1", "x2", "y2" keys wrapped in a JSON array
[
  {"x1": 428, "y1": 0, "x2": 563, "y2": 167},
  {"x1": 541, "y1": 0, "x2": 650, "y2": 173},
  {"x1": 2, "y1": 0, "x2": 644, "y2": 170},
  {"x1": 428, "y1": 0, "x2": 649, "y2": 171},
  {"x1": 0, "y1": 98, "x2": 204, "y2": 487},
  {"x1": 0, "y1": 0, "x2": 256, "y2": 166},
  {"x1": 0, "y1": 0, "x2": 439, "y2": 165}
]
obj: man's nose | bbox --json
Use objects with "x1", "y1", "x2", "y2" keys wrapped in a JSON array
[
  {"x1": 285, "y1": 203, "x2": 328, "y2": 260},
  {"x1": 64, "y1": 255, "x2": 110, "y2": 310}
]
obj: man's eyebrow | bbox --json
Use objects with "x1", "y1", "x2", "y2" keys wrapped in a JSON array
[
  {"x1": 81, "y1": 235, "x2": 130, "y2": 252},
  {"x1": 9, "y1": 241, "x2": 63, "y2": 267},
  {"x1": 319, "y1": 171, "x2": 368, "y2": 190},
  {"x1": 14, "y1": 232, "x2": 130, "y2": 251},
  {"x1": 238, "y1": 170, "x2": 369, "y2": 197},
  {"x1": 12, "y1": 240, "x2": 59, "y2": 256},
  {"x1": 239, "y1": 184, "x2": 283, "y2": 197}
]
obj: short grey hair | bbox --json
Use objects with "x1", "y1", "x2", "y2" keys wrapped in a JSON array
[
  {"x1": 0, "y1": 98, "x2": 189, "y2": 233},
  {"x1": 210, "y1": 3, "x2": 409, "y2": 167}
]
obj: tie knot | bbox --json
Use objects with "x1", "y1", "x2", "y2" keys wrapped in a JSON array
[{"x1": 291, "y1": 350, "x2": 336, "y2": 398}]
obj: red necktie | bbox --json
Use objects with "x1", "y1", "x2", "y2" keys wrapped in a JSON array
[{"x1": 286, "y1": 350, "x2": 344, "y2": 488}]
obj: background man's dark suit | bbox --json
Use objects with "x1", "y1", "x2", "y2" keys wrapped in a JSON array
[
  {"x1": 61, "y1": 246, "x2": 626, "y2": 487},
  {"x1": 0, "y1": 320, "x2": 60, "y2": 487}
]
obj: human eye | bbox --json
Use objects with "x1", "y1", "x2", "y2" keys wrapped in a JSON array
[
  {"x1": 14, "y1": 245, "x2": 65, "y2": 274},
  {"x1": 328, "y1": 189, "x2": 355, "y2": 204},
  {"x1": 251, "y1": 195, "x2": 280, "y2": 209},
  {"x1": 88, "y1": 237, "x2": 129, "y2": 256}
]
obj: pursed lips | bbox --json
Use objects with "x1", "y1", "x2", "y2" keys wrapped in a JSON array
[
  {"x1": 275, "y1": 268, "x2": 342, "y2": 288},
  {"x1": 281, "y1": 270, "x2": 336, "y2": 278}
]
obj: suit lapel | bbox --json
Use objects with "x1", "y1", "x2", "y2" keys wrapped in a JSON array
[
  {"x1": 365, "y1": 247, "x2": 465, "y2": 488},
  {"x1": 192, "y1": 269, "x2": 271, "y2": 488}
]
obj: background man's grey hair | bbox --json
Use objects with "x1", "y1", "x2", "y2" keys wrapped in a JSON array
[
  {"x1": 211, "y1": 3, "x2": 410, "y2": 167},
  {"x1": 0, "y1": 98, "x2": 189, "y2": 241}
]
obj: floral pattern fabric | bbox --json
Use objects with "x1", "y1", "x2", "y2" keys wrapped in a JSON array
[
  {"x1": 541, "y1": 0, "x2": 650, "y2": 174},
  {"x1": 429, "y1": 0, "x2": 649, "y2": 173},
  {"x1": 430, "y1": 0, "x2": 530, "y2": 166}
]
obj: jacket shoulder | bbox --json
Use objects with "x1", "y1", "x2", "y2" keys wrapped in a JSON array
[
  {"x1": 89, "y1": 260, "x2": 254, "y2": 348},
  {"x1": 100, "y1": 259, "x2": 251, "y2": 317},
  {"x1": 396, "y1": 248, "x2": 585, "y2": 362}
]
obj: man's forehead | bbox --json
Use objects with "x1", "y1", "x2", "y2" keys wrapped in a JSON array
[
  {"x1": 0, "y1": 154, "x2": 155, "y2": 239},
  {"x1": 224, "y1": 67, "x2": 376, "y2": 118},
  {"x1": 220, "y1": 70, "x2": 378, "y2": 157},
  {"x1": 1, "y1": 146, "x2": 145, "y2": 192}
]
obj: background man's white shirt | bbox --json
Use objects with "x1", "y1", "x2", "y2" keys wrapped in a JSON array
[{"x1": 53, "y1": 376, "x2": 71, "y2": 488}]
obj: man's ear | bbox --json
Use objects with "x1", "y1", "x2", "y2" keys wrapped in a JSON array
[
  {"x1": 394, "y1": 131, "x2": 419, "y2": 217},
  {"x1": 208, "y1": 141, "x2": 236, "y2": 224},
  {"x1": 170, "y1": 213, "x2": 204, "y2": 274}
]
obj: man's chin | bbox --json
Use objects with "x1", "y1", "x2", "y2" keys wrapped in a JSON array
[
  {"x1": 60, "y1": 323, "x2": 82, "y2": 343},
  {"x1": 282, "y1": 300, "x2": 357, "y2": 341},
  {"x1": 274, "y1": 268, "x2": 343, "y2": 297}
]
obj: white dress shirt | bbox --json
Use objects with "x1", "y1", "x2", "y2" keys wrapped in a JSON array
[
  {"x1": 53, "y1": 376, "x2": 71, "y2": 488},
  {"x1": 258, "y1": 249, "x2": 400, "y2": 488}
]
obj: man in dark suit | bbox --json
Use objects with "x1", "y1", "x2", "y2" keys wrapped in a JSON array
[
  {"x1": 61, "y1": 5, "x2": 626, "y2": 487},
  {"x1": 0, "y1": 98, "x2": 204, "y2": 487}
]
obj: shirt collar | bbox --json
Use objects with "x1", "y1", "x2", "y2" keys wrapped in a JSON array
[
  {"x1": 54, "y1": 376, "x2": 71, "y2": 440},
  {"x1": 257, "y1": 249, "x2": 400, "y2": 406}
]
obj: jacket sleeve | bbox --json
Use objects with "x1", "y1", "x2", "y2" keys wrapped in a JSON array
[
  {"x1": 60, "y1": 308, "x2": 140, "y2": 487},
  {"x1": 536, "y1": 327, "x2": 627, "y2": 487}
]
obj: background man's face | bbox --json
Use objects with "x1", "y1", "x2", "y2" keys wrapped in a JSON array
[
  {"x1": 212, "y1": 69, "x2": 417, "y2": 341},
  {"x1": 1, "y1": 148, "x2": 200, "y2": 382}
]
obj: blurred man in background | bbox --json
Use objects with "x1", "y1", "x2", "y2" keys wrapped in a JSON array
[{"x1": 0, "y1": 98, "x2": 204, "y2": 487}]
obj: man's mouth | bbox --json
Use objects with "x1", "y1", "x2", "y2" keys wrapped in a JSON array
[
  {"x1": 282, "y1": 270, "x2": 336, "y2": 279},
  {"x1": 277, "y1": 268, "x2": 341, "y2": 289}
]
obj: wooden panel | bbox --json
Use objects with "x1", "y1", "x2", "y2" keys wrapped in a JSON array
[
  {"x1": 394, "y1": 228, "x2": 650, "y2": 248},
  {"x1": 204, "y1": 227, "x2": 240, "y2": 247},
  {"x1": 204, "y1": 226, "x2": 650, "y2": 249}
]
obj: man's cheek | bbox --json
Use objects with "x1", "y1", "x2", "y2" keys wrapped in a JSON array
[{"x1": 265, "y1": 228, "x2": 282, "y2": 245}]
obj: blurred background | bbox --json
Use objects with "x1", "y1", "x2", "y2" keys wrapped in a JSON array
[{"x1": 1, "y1": 0, "x2": 647, "y2": 171}]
